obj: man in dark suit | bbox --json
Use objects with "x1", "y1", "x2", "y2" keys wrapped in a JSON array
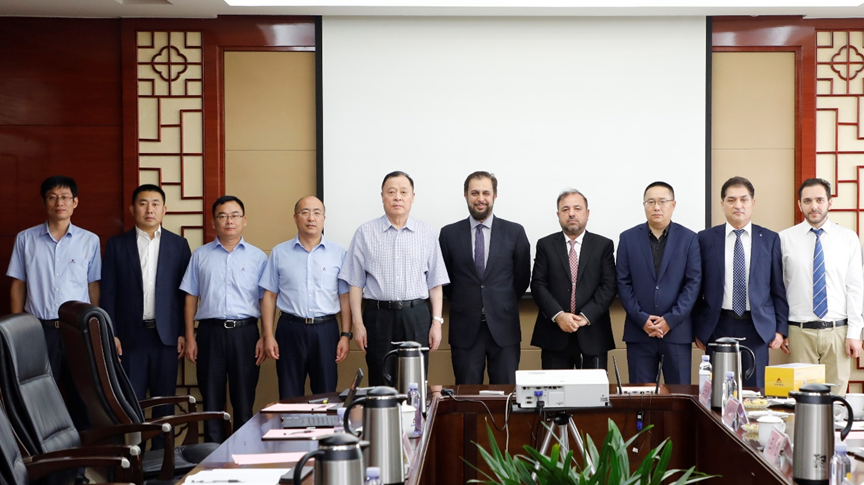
[
  {"x1": 530, "y1": 189, "x2": 617, "y2": 370},
  {"x1": 439, "y1": 171, "x2": 530, "y2": 384},
  {"x1": 694, "y1": 176, "x2": 788, "y2": 388},
  {"x1": 617, "y1": 181, "x2": 701, "y2": 385},
  {"x1": 101, "y1": 184, "x2": 192, "y2": 432}
]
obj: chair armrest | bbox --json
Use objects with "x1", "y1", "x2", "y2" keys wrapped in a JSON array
[
  {"x1": 80, "y1": 422, "x2": 170, "y2": 446},
  {"x1": 139, "y1": 395, "x2": 196, "y2": 413},
  {"x1": 26, "y1": 455, "x2": 132, "y2": 482},
  {"x1": 32, "y1": 444, "x2": 142, "y2": 483}
]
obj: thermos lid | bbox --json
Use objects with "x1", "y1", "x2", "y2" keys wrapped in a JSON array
[
  {"x1": 790, "y1": 383, "x2": 833, "y2": 404},
  {"x1": 318, "y1": 432, "x2": 361, "y2": 449},
  {"x1": 397, "y1": 341, "x2": 425, "y2": 354},
  {"x1": 364, "y1": 386, "x2": 408, "y2": 407},
  {"x1": 798, "y1": 383, "x2": 831, "y2": 394},
  {"x1": 710, "y1": 337, "x2": 740, "y2": 351}
]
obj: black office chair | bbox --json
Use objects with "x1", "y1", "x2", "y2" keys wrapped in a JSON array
[
  {"x1": 0, "y1": 313, "x2": 147, "y2": 485},
  {"x1": 57, "y1": 302, "x2": 227, "y2": 481},
  {"x1": 0, "y1": 395, "x2": 133, "y2": 485}
]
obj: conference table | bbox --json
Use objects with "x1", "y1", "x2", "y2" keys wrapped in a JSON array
[{"x1": 185, "y1": 385, "x2": 864, "y2": 485}]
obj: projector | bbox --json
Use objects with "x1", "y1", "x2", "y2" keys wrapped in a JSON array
[{"x1": 515, "y1": 369, "x2": 610, "y2": 409}]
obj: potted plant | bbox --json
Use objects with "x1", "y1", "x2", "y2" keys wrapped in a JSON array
[{"x1": 470, "y1": 419, "x2": 716, "y2": 485}]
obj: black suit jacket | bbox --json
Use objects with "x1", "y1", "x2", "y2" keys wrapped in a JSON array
[
  {"x1": 101, "y1": 228, "x2": 192, "y2": 347},
  {"x1": 530, "y1": 231, "x2": 617, "y2": 355},
  {"x1": 439, "y1": 216, "x2": 531, "y2": 348}
]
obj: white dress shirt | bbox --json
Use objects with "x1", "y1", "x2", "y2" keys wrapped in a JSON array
[
  {"x1": 722, "y1": 221, "x2": 752, "y2": 311},
  {"x1": 136, "y1": 225, "x2": 161, "y2": 320},
  {"x1": 780, "y1": 219, "x2": 864, "y2": 339}
]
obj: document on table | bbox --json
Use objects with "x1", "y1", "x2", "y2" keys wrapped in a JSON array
[
  {"x1": 186, "y1": 468, "x2": 290, "y2": 484},
  {"x1": 263, "y1": 428, "x2": 335, "y2": 440},
  {"x1": 261, "y1": 403, "x2": 337, "y2": 413},
  {"x1": 232, "y1": 452, "x2": 310, "y2": 465}
]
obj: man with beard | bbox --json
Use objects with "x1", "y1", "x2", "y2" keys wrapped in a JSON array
[
  {"x1": 439, "y1": 171, "x2": 530, "y2": 384},
  {"x1": 530, "y1": 189, "x2": 617, "y2": 370},
  {"x1": 780, "y1": 178, "x2": 863, "y2": 396}
]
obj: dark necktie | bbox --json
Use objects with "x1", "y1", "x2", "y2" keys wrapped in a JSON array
[
  {"x1": 474, "y1": 225, "x2": 485, "y2": 278},
  {"x1": 732, "y1": 229, "x2": 747, "y2": 316},
  {"x1": 569, "y1": 240, "x2": 578, "y2": 313},
  {"x1": 812, "y1": 228, "x2": 827, "y2": 319}
]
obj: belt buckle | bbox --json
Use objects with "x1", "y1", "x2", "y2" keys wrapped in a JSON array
[
  {"x1": 223, "y1": 320, "x2": 237, "y2": 329},
  {"x1": 393, "y1": 300, "x2": 403, "y2": 310},
  {"x1": 53, "y1": 320, "x2": 59, "y2": 329},
  {"x1": 304, "y1": 317, "x2": 314, "y2": 325}
]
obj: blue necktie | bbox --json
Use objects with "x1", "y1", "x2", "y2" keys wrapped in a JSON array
[
  {"x1": 475, "y1": 225, "x2": 485, "y2": 278},
  {"x1": 812, "y1": 228, "x2": 828, "y2": 319},
  {"x1": 732, "y1": 229, "x2": 747, "y2": 316}
]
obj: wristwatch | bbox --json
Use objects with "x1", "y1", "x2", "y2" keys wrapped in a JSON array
[
  {"x1": 432, "y1": 316, "x2": 445, "y2": 324},
  {"x1": 340, "y1": 331, "x2": 354, "y2": 339}
]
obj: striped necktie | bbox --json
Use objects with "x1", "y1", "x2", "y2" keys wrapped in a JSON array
[
  {"x1": 811, "y1": 228, "x2": 827, "y2": 319},
  {"x1": 569, "y1": 240, "x2": 578, "y2": 313}
]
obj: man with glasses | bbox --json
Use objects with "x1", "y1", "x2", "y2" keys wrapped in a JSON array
[
  {"x1": 181, "y1": 195, "x2": 267, "y2": 442},
  {"x1": 7, "y1": 175, "x2": 100, "y2": 433},
  {"x1": 616, "y1": 181, "x2": 701, "y2": 384},
  {"x1": 259, "y1": 196, "x2": 352, "y2": 399}
]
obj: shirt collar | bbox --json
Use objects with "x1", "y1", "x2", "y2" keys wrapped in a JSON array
[
  {"x1": 563, "y1": 230, "x2": 586, "y2": 247},
  {"x1": 135, "y1": 225, "x2": 162, "y2": 241},
  {"x1": 214, "y1": 236, "x2": 246, "y2": 250},
  {"x1": 380, "y1": 214, "x2": 416, "y2": 232},
  {"x1": 470, "y1": 213, "x2": 494, "y2": 230},
  {"x1": 43, "y1": 222, "x2": 76, "y2": 239},
  {"x1": 803, "y1": 218, "x2": 832, "y2": 235},
  {"x1": 292, "y1": 235, "x2": 326, "y2": 251},
  {"x1": 725, "y1": 221, "x2": 752, "y2": 237},
  {"x1": 647, "y1": 223, "x2": 671, "y2": 239}
]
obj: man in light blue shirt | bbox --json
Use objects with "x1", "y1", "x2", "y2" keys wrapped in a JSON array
[
  {"x1": 7, "y1": 175, "x2": 101, "y2": 431},
  {"x1": 259, "y1": 196, "x2": 351, "y2": 399},
  {"x1": 181, "y1": 195, "x2": 267, "y2": 443}
]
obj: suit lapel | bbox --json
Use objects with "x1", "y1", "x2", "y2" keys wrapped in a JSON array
[
  {"x1": 712, "y1": 225, "x2": 725, "y2": 283},
  {"x1": 656, "y1": 224, "x2": 678, "y2": 281},
  {"x1": 461, "y1": 219, "x2": 480, "y2": 280},
  {"x1": 638, "y1": 224, "x2": 657, "y2": 281},
  {"x1": 486, "y1": 219, "x2": 500, "y2": 276},
  {"x1": 554, "y1": 234, "x2": 572, "y2": 283},
  {"x1": 749, "y1": 225, "x2": 765, "y2": 282},
  {"x1": 155, "y1": 230, "x2": 169, "y2": 285},
  {"x1": 126, "y1": 230, "x2": 144, "y2": 292},
  {"x1": 576, "y1": 233, "x2": 592, "y2": 282}
]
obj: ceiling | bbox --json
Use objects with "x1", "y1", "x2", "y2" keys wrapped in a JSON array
[{"x1": 2, "y1": 0, "x2": 864, "y2": 19}]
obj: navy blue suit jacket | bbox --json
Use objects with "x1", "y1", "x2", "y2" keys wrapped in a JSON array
[
  {"x1": 616, "y1": 222, "x2": 702, "y2": 344},
  {"x1": 693, "y1": 224, "x2": 788, "y2": 345},
  {"x1": 439, "y1": 216, "x2": 531, "y2": 348},
  {"x1": 101, "y1": 228, "x2": 192, "y2": 347}
]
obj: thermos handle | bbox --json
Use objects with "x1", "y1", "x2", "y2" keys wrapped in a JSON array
[
  {"x1": 343, "y1": 397, "x2": 365, "y2": 436},
  {"x1": 381, "y1": 348, "x2": 399, "y2": 385},
  {"x1": 740, "y1": 345, "x2": 756, "y2": 380},
  {"x1": 834, "y1": 395, "x2": 855, "y2": 441},
  {"x1": 293, "y1": 449, "x2": 323, "y2": 484}
]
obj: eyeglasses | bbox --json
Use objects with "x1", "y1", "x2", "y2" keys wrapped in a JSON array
[
  {"x1": 45, "y1": 195, "x2": 74, "y2": 204},
  {"x1": 215, "y1": 213, "x2": 244, "y2": 222},
  {"x1": 643, "y1": 199, "x2": 674, "y2": 207}
]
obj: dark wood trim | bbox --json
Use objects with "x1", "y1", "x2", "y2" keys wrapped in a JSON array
[
  {"x1": 315, "y1": 16, "x2": 324, "y2": 202},
  {"x1": 705, "y1": 17, "x2": 713, "y2": 230},
  {"x1": 712, "y1": 16, "x2": 816, "y2": 224}
]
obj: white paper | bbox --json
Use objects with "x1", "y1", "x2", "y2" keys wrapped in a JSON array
[{"x1": 186, "y1": 468, "x2": 290, "y2": 484}]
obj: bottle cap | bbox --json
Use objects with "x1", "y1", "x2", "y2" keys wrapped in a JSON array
[
  {"x1": 836, "y1": 441, "x2": 848, "y2": 453},
  {"x1": 409, "y1": 382, "x2": 419, "y2": 390},
  {"x1": 337, "y1": 407, "x2": 346, "y2": 418},
  {"x1": 366, "y1": 466, "x2": 381, "y2": 478},
  {"x1": 725, "y1": 371, "x2": 734, "y2": 378},
  {"x1": 702, "y1": 355, "x2": 710, "y2": 361}
]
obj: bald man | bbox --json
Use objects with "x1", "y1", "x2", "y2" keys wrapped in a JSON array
[{"x1": 259, "y1": 196, "x2": 352, "y2": 398}]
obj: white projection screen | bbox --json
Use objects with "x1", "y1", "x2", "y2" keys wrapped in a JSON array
[{"x1": 322, "y1": 16, "x2": 707, "y2": 256}]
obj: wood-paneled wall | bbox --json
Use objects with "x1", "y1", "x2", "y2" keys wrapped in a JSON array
[{"x1": 0, "y1": 18, "x2": 125, "y2": 314}]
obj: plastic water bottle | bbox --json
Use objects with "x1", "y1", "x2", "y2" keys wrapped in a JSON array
[
  {"x1": 722, "y1": 371, "x2": 738, "y2": 429},
  {"x1": 334, "y1": 407, "x2": 346, "y2": 433},
  {"x1": 698, "y1": 355, "x2": 712, "y2": 391},
  {"x1": 830, "y1": 441, "x2": 852, "y2": 485},
  {"x1": 407, "y1": 382, "x2": 422, "y2": 437},
  {"x1": 364, "y1": 466, "x2": 382, "y2": 485}
]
